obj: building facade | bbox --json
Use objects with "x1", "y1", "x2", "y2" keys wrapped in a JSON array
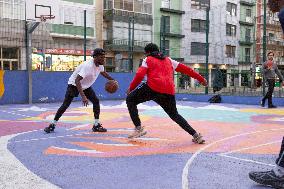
[
  {"x1": 0, "y1": 0, "x2": 96, "y2": 71},
  {"x1": 153, "y1": 0, "x2": 185, "y2": 61},
  {"x1": 255, "y1": 0, "x2": 284, "y2": 65},
  {"x1": 98, "y1": 0, "x2": 153, "y2": 72},
  {"x1": 182, "y1": 0, "x2": 239, "y2": 88},
  {"x1": 238, "y1": 0, "x2": 255, "y2": 87}
]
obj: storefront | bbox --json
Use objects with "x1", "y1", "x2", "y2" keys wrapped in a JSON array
[{"x1": 32, "y1": 48, "x2": 93, "y2": 71}]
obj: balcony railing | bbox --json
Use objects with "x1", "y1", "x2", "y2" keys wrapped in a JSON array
[
  {"x1": 240, "y1": 0, "x2": 255, "y2": 6},
  {"x1": 103, "y1": 9, "x2": 153, "y2": 25},
  {"x1": 103, "y1": 39, "x2": 150, "y2": 52}
]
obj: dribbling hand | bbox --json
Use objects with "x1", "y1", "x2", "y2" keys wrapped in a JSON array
[
  {"x1": 201, "y1": 79, "x2": 208, "y2": 87},
  {"x1": 82, "y1": 96, "x2": 89, "y2": 107}
]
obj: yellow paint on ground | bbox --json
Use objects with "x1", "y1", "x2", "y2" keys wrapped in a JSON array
[
  {"x1": 240, "y1": 108, "x2": 284, "y2": 115},
  {"x1": 0, "y1": 70, "x2": 4, "y2": 98}
]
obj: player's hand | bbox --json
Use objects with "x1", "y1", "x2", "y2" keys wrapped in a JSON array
[
  {"x1": 82, "y1": 96, "x2": 88, "y2": 107},
  {"x1": 113, "y1": 80, "x2": 119, "y2": 85},
  {"x1": 201, "y1": 79, "x2": 208, "y2": 87}
]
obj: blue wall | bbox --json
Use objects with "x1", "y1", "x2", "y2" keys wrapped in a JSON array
[
  {"x1": 0, "y1": 71, "x2": 134, "y2": 104},
  {"x1": 0, "y1": 71, "x2": 283, "y2": 107},
  {"x1": 32, "y1": 71, "x2": 133, "y2": 103},
  {"x1": 0, "y1": 71, "x2": 28, "y2": 104}
]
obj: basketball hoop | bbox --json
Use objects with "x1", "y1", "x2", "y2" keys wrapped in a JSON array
[{"x1": 40, "y1": 15, "x2": 55, "y2": 22}]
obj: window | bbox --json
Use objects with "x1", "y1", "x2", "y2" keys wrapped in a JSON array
[
  {"x1": 191, "y1": 42, "x2": 207, "y2": 55},
  {"x1": 0, "y1": 47, "x2": 20, "y2": 70},
  {"x1": 120, "y1": 59, "x2": 130, "y2": 72},
  {"x1": 3, "y1": 48, "x2": 18, "y2": 59},
  {"x1": 226, "y1": 45, "x2": 236, "y2": 58},
  {"x1": 226, "y1": 2, "x2": 237, "y2": 16},
  {"x1": 134, "y1": 0, "x2": 143, "y2": 12},
  {"x1": 114, "y1": 0, "x2": 123, "y2": 9},
  {"x1": 191, "y1": 19, "x2": 206, "y2": 32},
  {"x1": 245, "y1": 28, "x2": 251, "y2": 42},
  {"x1": 164, "y1": 40, "x2": 170, "y2": 56},
  {"x1": 226, "y1": 24, "x2": 236, "y2": 36},
  {"x1": 106, "y1": 58, "x2": 114, "y2": 66},
  {"x1": 161, "y1": 16, "x2": 170, "y2": 33},
  {"x1": 143, "y1": 0, "x2": 152, "y2": 14},
  {"x1": 246, "y1": 9, "x2": 251, "y2": 17},
  {"x1": 245, "y1": 48, "x2": 250, "y2": 62},
  {"x1": 191, "y1": 0, "x2": 210, "y2": 10},
  {"x1": 268, "y1": 33, "x2": 275, "y2": 41},
  {"x1": 124, "y1": 0, "x2": 133, "y2": 11},
  {"x1": 133, "y1": 0, "x2": 152, "y2": 14},
  {"x1": 161, "y1": 0, "x2": 170, "y2": 8},
  {"x1": 104, "y1": 0, "x2": 113, "y2": 9},
  {"x1": 0, "y1": 0, "x2": 25, "y2": 19}
]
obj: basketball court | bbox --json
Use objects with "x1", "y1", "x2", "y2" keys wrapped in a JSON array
[{"x1": 0, "y1": 100, "x2": 283, "y2": 189}]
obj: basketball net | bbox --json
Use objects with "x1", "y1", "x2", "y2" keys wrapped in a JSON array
[{"x1": 40, "y1": 15, "x2": 55, "y2": 22}]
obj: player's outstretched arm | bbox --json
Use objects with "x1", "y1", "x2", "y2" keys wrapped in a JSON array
[
  {"x1": 128, "y1": 67, "x2": 147, "y2": 93},
  {"x1": 175, "y1": 63, "x2": 207, "y2": 86},
  {"x1": 101, "y1": 71, "x2": 115, "y2": 81}
]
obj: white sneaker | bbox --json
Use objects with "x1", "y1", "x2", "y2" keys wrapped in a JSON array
[
  {"x1": 192, "y1": 133, "x2": 205, "y2": 144},
  {"x1": 128, "y1": 126, "x2": 147, "y2": 139}
]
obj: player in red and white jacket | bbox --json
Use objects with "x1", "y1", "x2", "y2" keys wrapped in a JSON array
[{"x1": 126, "y1": 43, "x2": 207, "y2": 144}]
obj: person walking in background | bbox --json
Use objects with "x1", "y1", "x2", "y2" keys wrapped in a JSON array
[
  {"x1": 212, "y1": 66, "x2": 224, "y2": 94},
  {"x1": 249, "y1": 1, "x2": 284, "y2": 188},
  {"x1": 126, "y1": 43, "x2": 207, "y2": 144},
  {"x1": 260, "y1": 51, "x2": 284, "y2": 108}
]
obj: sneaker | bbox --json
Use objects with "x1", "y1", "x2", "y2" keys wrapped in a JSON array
[
  {"x1": 268, "y1": 105, "x2": 277, "y2": 108},
  {"x1": 44, "y1": 123, "x2": 55, "y2": 133},
  {"x1": 92, "y1": 123, "x2": 107, "y2": 132},
  {"x1": 249, "y1": 170, "x2": 284, "y2": 189},
  {"x1": 260, "y1": 99, "x2": 265, "y2": 107},
  {"x1": 128, "y1": 126, "x2": 147, "y2": 139},
  {"x1": 192, "y1": 133, "x2": 205, "y2": 144}
]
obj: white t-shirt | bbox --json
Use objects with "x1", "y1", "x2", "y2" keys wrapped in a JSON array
[{"x1": 68, "y1": 58, "x2": 104, "y2": 89}]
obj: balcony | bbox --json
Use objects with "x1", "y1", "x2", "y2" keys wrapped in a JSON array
[
  {"x1": 240, "y1": 0, "x2": 255, "y2": 6},
  {"x1": 103, "y1": 9, "x2": 153, "y2": 25},
  {"x1": 239, "y1": 37, "x2": 253, "y2": 46},
  {"x1": 103, "y1": 39, "x2": 149, "y2": 52},
  {"x1": 267, "y1": 39, "x2": 284, "y2": 46},
  {"x1": 164, "y1": 32, "x2": 185, "y2": 38},
  {"x1": 239, "y1": 17, "x2": 254, "y2": 26},
  {"x1": 160, "y1": 8, "x2": 185, "y2": 15},
  {"x1": 239, "y1": 56, "x2": 251, "y2": 64}
]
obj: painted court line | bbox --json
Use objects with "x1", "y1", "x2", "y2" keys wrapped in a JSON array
[
  {"x1": 0, "y1": 132, "x2": 60, "y2": 189},
  {"x1": 217, "y1": 140, "x2": 281, "y2": 168},
  {"x1": 10, "y1": 132, "x2": 91, "y2": 143},
  {"x1": 182, "y1": 128, "x2": 284, "y2": 189},
  {"x1": 218, "y1": 154, "x2": 276, "y2": 167}
]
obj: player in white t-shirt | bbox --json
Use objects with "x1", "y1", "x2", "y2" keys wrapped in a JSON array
[{"x1": 44, "y1": 48, "x2": 118, "y2": 133}]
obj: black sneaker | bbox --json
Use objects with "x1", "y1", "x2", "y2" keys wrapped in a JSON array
[
  {"x1": 92, "y1": 123, "x2": 107, "y2": 132},
  {"x1": 44, "y1": 123, "x2": 55, "y2": 133},
  {"x1": 249, "y1": 170, "x2": 284, "y2": 188},
  {"x1": 268, "y1": 105, "x2": 277, "y2": 108}
]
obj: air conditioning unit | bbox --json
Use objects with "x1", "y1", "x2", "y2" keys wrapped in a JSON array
[{"x1": 246, "y1": 17, "x2": 252, "y2": 23}]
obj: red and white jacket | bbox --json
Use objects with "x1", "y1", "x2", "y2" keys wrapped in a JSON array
[{"x1": 129, "y1": 56, "x2": 206, "y2": 95}]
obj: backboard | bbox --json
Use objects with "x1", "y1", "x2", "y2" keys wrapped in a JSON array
[{"x1": 25, "y1": 0, "x2": 59, "y2": 22}]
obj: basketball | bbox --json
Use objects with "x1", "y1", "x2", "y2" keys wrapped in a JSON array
[{"x1": 105, "y1": 80, "x2": 119, "y2": 93}]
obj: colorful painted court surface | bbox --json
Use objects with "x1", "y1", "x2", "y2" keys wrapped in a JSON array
[{"x1": 0, "y1": 100, "x2": 283, "y2": 189}]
